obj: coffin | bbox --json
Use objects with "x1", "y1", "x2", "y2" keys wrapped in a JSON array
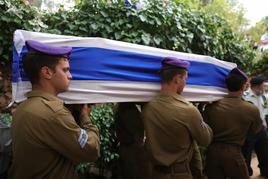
[{"x1": 12, "y1": 30, "x2": 236, "y2": 103}]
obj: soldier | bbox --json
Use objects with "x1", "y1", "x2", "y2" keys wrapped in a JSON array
[
  {"x1": 142, "y1": 57, "x2": 213, "y2": 179},
  {"x1": 8, "y1": 40, "x2": 100, "y2": 179},
  {"x1": 203, "y1": 68, "x2": 262, "y2": 179},
  {"x1": 243, "y1": 76, "x2": 268, "y2": 177},
  {"x1": 114, "y1": 102, "x2": 152, "y2": 179}
]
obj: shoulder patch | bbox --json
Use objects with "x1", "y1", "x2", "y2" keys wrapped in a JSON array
[{"x1": 41, "y1": 100, "x2": 64, "y2": 112}]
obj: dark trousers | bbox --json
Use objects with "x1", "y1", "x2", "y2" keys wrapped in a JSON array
[
  {"x1": 242, "y1": 129, "x2": 268, "y2": 177},
  {"x1": 119, "y1": 143, "x2": 152, "y2": 179},
  {"x1": 205, "y1": 143, "x2": 249, "y2": 179},
  {"x1": 153, "y1": 161, "x2": 193, "y2": 179}
]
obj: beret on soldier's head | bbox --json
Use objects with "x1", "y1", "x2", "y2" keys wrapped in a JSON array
[
  {"x1": 161, "y1": 57, "x2": 190, "y2": 71},
  {"x1": 25, "y1": 40, "x2": 72, "y2": 58},
  {"x1": 229, "y1": 68, "x2": 248, "y2": 80}
]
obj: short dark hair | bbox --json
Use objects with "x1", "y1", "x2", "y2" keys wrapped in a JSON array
[
  {"x1": 160, "y1": 68, "x2": 186, "y2": 83},
  {"x1": 225, "y1": 74, "x2": 247, "y2": 92},
  {"x1": 22, "y1": 52, "x2": 64, "y2": 84},
  {"x1": 250, "y1": 76, "x2": 266, "y2": 87}
]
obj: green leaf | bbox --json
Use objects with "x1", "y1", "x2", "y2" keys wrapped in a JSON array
[
  {"x1": 153, "y1": 36, "x2": 162, "y2": 45},
  {"x1": 90, "y1": 23, "x2": 98, "y2": 30},
  {"x1": 141, "y1": 33, "x2": 151, "y2": 45},
  {"x1": 139, "y1": 14, "x2": 146, "y2": 22},
  {"x1": 100, "y1": 11, "x2": 108, "y2": 17}
]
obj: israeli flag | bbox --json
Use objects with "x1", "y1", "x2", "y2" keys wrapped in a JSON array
[{"x1": 13, "y1": 30, "x2": 236, "y2": 104}]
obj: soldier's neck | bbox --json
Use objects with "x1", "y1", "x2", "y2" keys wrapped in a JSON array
[
  {"x1": 32, "y1": 83, "x2": 58, "y2": 97},
  {"x1": 161, "y1": 83, "x2": 179, "y2": 94},
  {"x1": 228, "y1": 91, "x2": 243, "y2": 98}
]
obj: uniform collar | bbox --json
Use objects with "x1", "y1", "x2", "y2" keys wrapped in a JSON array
[
  {"x1": 26, "y1": 90, "x2": 63, "y2": 102},
  {"x1": 159, "y1": 91, "x2": 189, "y2": 104},
  {"x1": 247, "y1": 89, "x2": 258, "y2": 98},
  {"x1": 225, "y1": 94, "x2": 242, "y2": 99}
]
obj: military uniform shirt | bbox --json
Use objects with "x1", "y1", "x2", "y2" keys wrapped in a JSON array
[
  {"x1": 8, "y1": 90, "x2": 100, "y2": 179},
  {"x1": 203, "y1": 96, "x2": 262, "y2": 146},
  {"x1": 142, "y1": 91, "x2": 213, "y2": 166}
]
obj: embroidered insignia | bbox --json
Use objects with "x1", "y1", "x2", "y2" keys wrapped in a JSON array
[
  {"x1": 78, "y1": 129, "x2": 88, "y2": 148},
  {"x1": 200, "y1": 120, "x2": 206, "y2": 128}
]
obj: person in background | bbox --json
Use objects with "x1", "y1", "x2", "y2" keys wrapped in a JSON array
[
  {"x1": 260, "y1": 26, "x2": 268, "y2": 52},
  {"x1": 142, "y1": 57, "x2": 213, "y2": 179},
  {"x1": 114, "y1": 102, "x2": 152, "y2": 179},
  {"x1": 8, "y1": 40, "x2": 100, "y2": 179},
  {"x1": 203, "y1": 68, "x2": 262, "y2": 179},
  {"x1": 243, "y1": 76, "x2": 268, "y2": 177}
]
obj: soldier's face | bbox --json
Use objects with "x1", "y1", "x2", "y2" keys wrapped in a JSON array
[
  {"x1": 51, "y1": 58, "x2": 72, "y2": 93},
  {"x1": 252, "y1": 83, "x2": 264, "y2": 96}
]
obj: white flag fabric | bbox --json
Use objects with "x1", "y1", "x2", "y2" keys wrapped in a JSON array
[{"x1": 13, "y1": 30, "x2": 236, "y2": 104}]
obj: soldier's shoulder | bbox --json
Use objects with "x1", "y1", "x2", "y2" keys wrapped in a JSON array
[
  {"x1": 241, "y1": 98, "x2": 254, "y2": 105},
  {"x1": 208, "y1": 100, "x2": 219, "y2": 105},
  {"x1": 203, "y1": 100, "x2": 219, "y2": 109},
  {"x1": 41, "y1": 99, "x2": 65, "y2": 113},
  {"x1": 241, "y1": 99, "x2": 258, "y2": 110}
]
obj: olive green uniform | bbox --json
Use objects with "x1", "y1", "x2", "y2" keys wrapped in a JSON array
[
  {"x1": 203, "y1": 96, "x2": 262, "y2": 179},
  {"x1": 8, "y1": 90, "x2": 100, "y2": 179},
  {"x1": 115, "y1": 103, "x2": 152, "y2": 179},
  {"x1": 142, "y1": 91, "x2": 213, "y2": 179}
]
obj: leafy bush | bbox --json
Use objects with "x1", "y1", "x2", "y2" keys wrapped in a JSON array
[
  {"x1": 1, "y1": 0, "x2": 256, "y2": 71},
  {"x1": 253, "y1": 50, "x2": 268, "y2": 76},
  {"x1": 0, "y1": 0, "x2": 46, "y2": 63},
  {"x1": 77, "y1": 104, "x2": 118, "y2": 177},
  {"x1": 0, "y1": 113, "x2": 12, "y2": 126},
  {"x1": 43, "y1": 0, "x2": 255, "y2": 71},
  {"x1": 90, "y1": 104, "x2": 118, "y2": 166}
]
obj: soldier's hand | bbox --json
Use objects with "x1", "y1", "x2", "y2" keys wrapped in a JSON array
[{"x1": 80, "y1": 104, "x2": 91, "y2": 118}]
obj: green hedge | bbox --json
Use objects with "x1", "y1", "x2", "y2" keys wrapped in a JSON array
[
  {"x1": 1, "y1": 0, "x2": 255, "y2": 72},
  {"x1": 76, "y1": 104, "x2": 118, "y2": 178},
  {"x1": 254, "y1": 50, "x2": 268, "y2": 76},
  {"x1": 0, "y1": 0, "x2": 46, "y2": 62}
]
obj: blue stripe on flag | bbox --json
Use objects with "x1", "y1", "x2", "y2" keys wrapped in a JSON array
[
  {"x1": 12, "y1": 45, "x2": 21, "y2": 83},
  {"x1": 13, "y1": 47, "x2": 229, "y2": 88}
]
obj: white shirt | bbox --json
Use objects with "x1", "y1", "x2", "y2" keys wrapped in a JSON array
[
  {"x1": 244, "y1": 89, "x2": 268, "y2": 127},
  {"x1": 260, "y1": 33, "x2": 268, "y2": 51}
]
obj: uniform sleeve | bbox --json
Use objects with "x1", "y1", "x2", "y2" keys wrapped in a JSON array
[
  {"x1": 187, "y1": 107, "x2": 213, "y2": 147},
  {"x1": 249, "y1": 106, "x2": 263, "y2": 134},
  {"x1": 40, "y1": 109, "x2": 100, "y2": 164},
  {"x1": 190, "y1": 141, "x2": 203, "y2": 179}
]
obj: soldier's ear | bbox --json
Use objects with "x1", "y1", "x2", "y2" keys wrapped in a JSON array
[
  {"x1": 40, "y1": 66, "x2": 53, "y2": 80},
  {"x1": 241, "y1": 83, "x2": 247, "y2": 92},
  {"x1": 173, "y1": 75, "x2": 180, "y2": 85}
]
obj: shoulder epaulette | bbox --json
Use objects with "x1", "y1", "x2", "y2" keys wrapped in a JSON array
[{"x1": 41, "y1": 100, "x2": 64, "y2": 113}]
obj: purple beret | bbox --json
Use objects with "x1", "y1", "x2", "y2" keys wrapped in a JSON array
[
  {"x1": 229, "y1": 68, "x2": 248, "y2": 80},
  {"x1": 161, "y1": 57, "x2": 190, "y2": 70},
  {"x1": 25, "y1": 40, "x2": 72, "y2": 58}
]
